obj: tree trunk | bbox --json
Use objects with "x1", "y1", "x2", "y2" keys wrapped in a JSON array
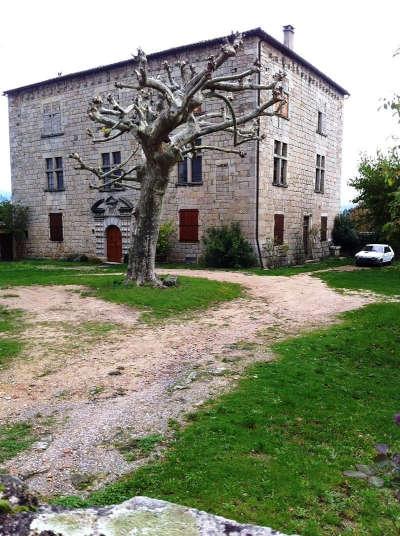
[{"x1": 126, "y1": 162, "x2": 169, "y2": 286}]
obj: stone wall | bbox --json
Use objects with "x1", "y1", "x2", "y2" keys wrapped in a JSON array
[
  {"x1": 8, "y1": 33, "x2": 344, "y2": 264},
  {"x1": 258, "y1": 41, "x2": 343, "y2": 265}
]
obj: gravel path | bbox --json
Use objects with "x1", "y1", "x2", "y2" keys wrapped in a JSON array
[{"x1": 0, "y1": 269, "x2": 375, "y2": 496}]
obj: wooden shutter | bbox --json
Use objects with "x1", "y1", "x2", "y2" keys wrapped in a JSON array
[
  {"x1": 49, "y1": 213, "x2": 63, "y2": 242},
  {"x1": 274, "y1": 214, "x2": 284, "y2": 245},
  {"x1": 321, "y1": 216, "x2": 328, "y2": 242},
  {"x1": 179, "y1": 209, "x2": 199, "y2": 242}
]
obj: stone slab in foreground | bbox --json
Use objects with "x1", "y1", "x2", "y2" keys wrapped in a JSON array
[
  {"x1": 0, "y1": 475, "x2": 297, "y2": 535},
  {"x1": 0, "y1": 475, "x2": 296, "y2": 536}
]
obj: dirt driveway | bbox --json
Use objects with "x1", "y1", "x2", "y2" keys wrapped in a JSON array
[{"x1": 0, "y1": 269, "x2": 375, "y2": 496}]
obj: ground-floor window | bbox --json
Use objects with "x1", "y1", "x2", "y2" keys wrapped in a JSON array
[
  {"x1": 274, "y1": 214, "x2": 285, "y2": 245},
  {"x1": 179, "y1": 209, "x2": 199, "y2": 242},
  {"x1": 320, "y1": 216, "x2": 328, "y2": 241},
  {"x1": 49, "y1": 213, "x2": 63, "y2": 242}
]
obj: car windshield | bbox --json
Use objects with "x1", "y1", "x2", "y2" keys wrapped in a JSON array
[{"x1": 363, "y1": 245, "x2": 383, "y2": 253}]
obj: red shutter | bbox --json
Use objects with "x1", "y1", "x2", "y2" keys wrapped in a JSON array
[
  {"x1": 321, "y1": 216, "x2": 328, "y2": 242},
  {"x1": 274, "y1": 214, "x2": 284, "y2": 245},
  {"x1": 179, "y1": 209, "x2": 199, "y2": 242},
  {"x1": 49, "y1": 213, "x2": 63, "y2": 242}
]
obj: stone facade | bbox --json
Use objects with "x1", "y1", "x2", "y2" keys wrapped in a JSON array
[{"x1": 6, "y1": 28, "x2": 347, "y2": 265}]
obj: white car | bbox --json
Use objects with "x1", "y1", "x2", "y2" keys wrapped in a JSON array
[{"x1": 355, "y1": 244, "x2": 395, "y2": 266}]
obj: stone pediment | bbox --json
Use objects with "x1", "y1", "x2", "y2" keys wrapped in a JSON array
[{"x1": 91, "y1": 196, "x2": 134, "y2": 215}]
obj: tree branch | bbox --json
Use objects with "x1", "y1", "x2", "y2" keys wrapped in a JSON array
[{"x1": 182, "y1": 145, "x2": 246, "y2": 157}]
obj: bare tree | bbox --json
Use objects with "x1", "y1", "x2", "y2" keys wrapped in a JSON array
[{"x1": 70, "y1": 32, "x2": 286, "y2": 286}]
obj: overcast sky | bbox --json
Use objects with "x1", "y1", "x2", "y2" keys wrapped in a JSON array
[{"x1": 0, "y1": 0, "x2": 399, "y2": 205}]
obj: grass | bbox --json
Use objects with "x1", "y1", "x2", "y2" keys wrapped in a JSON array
[
  {"x1": 158, "y1": 257, "x2": 352, "y2": 276},
  {"x1": 89, "y1": 276, "x2": 241, "y2": 321},
  {"x1": 52, "y1": 300, "x2": 400, "y2": 535},
  {"x1": 247, "y1": 257, "x2": 352, "y2": 276},
  {"x1": 0, "y1": 260, "x2": 242, "y2": 321},
  {"x1": 316, "y1": 261, "x2": 400, "y2": 296},
  {"x1": 114, "y1": 433, "x2": 164, "y2": 462},
  {"x1": 0, "y1": 306, "x2": 24, "y2": 367},
  {"x1": 0, "y1": 423, "x2": 34, "y2": 464}
]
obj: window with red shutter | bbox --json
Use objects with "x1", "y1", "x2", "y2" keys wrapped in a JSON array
[
  {"x1": 321, "y1": 216, "x2": 328, "y2": 242},
  {"x1": 274, "y1": 214, "x2": 284, "y2": 245},
  {"x1": 49, "y1": 213, "x2": 63, "y2": 242},
  {"x1": 179, "y1": 209, "x2": 199, "y2": 242}
]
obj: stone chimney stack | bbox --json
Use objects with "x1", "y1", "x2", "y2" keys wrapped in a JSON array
[{"x1": 283, "y1": 25, "x2": 295, "y2": 49}]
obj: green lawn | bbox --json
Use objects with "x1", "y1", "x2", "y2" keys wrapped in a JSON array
[
  {"x1": 0, "y1": 261, "x2": 242, "y2": 321},
  {"x1": 316, "y1": 262, "x2": 400, "y2": 296},
  {"x1": 0, "y1": 306, "x2": 24, "y2": 367},
  {"x1": 53, "y1": 298, "x2": 400, "y2": 535}
]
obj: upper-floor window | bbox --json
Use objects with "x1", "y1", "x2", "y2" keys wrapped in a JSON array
[
  {"x1": 317, "y1": 111, "x2": 326, "y2": 135},
  {"x1": 275, "y1": 92, "x2": 289, "y2": 119},
  {"x1": 46, "y1": 157, "x2": 64, "y2": 191},
  {"x1": 101, "y1": 151, "x2": 122, "y2": 190},
  {"x1": 315, "y1": 154, "x2": 325, "y2": 193},
  {"x1": 49, "y1": 213, "x2": 63, "y2": 242},
  {"x1": 42, "y1": 102, "x2": 62, "y2": 137},
  {"x1": 178, "y1": 140, "x2": 202, "y2": 185},
  {"x1": 273, "y1": 141, "x2": 287, "y2": 186}
]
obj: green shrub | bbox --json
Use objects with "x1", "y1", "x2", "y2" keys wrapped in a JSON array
[
  {"x1": 203, "y1": 222, "x2": 256, "y2": 268},
  {"x1": 156, "y1": 221, "x2": 175, "y2": 262}
]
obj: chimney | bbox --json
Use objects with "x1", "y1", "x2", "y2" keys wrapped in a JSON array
[{"x1": 283, "y1": 25, "x2": 295, "y2": 49}]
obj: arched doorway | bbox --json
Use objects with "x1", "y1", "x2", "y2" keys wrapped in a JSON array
[{"x1": 106, "y1": 225, "x2": 122, "y2": 262}]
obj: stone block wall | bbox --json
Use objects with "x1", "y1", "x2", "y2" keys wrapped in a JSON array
[
  {"x1": 7, "y1": 32, "x2": 344, "y2": 264},
  {"x1": 258, "y1": 41, "x2": 343, "y2": 265}
]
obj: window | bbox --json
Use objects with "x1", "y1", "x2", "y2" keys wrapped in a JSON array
[
  {"x1": 178, "y1": 140, "x2": 202, "y2": 185},
  {"x1": 42, "y1": 102, "x2": 62, "y2": 137},
  {"x1": 274, "y1": 214, "x2": 285, "y2": 245},
  {"x1": 179, "y1": 209, "x2": 199, "y2": 242},
  {"x1": 273, "y1": 141, "x2": 288, "y2": 186},
  {"x1": 49, "y1": 213, "x2": 63, "y2": 242},
  {"x1": 275, "y1": 92, "x2": 289, "y2": 119},
  {"x1": 317, "y1": 111, "x2": 325, "y2": 135},
  {"x1": 46, "y1": 157, "x2": 64, "y2": 191},
  {"x1": 320, "y1": 216, "x2": 328, "y2": 241},
  {"x1": 315, "y1": 154, "x2": 325, "y2": 193},
  {"x1": 101, "y1": 151, "x2": 122, "y2": 190}
]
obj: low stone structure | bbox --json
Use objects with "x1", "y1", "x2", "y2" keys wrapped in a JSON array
[{"x1": 0, "y1": 475, "x2": 296, "y2": 535}]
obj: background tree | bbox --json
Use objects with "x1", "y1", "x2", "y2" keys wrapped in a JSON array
[
  {"x1": 332, "y1": 210, "x2": 361, "y2": 255},
  {"x1": 0, "y1": 200, "x2": 29, "y2": 240},
  {"x1": 350, "y1": 151, "x2": 400, "y2": 249},
  {"x1": 70, "y1": 33, "x2": 286, "y2": 286}
]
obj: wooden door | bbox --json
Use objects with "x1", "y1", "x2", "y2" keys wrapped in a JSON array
[
  {"x1": 303, "y1": 216, "x2": 310, "y2": 258},
  {"x1": 106, "y1": 225, "x2": 122, "y2": 262}
]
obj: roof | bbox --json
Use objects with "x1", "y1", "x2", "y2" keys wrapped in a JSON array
[{"x1": 3, "y1": 27, "x2": 349, "y2": 96}]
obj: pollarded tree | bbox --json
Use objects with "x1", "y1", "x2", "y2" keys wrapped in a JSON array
[{"x1": 70, "y1": 33, "x2": 286, "y2": 286}]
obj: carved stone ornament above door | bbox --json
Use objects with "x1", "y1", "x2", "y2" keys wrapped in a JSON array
[{"x1": 91, "y1": 196, "x2": 134, "y2": 216}]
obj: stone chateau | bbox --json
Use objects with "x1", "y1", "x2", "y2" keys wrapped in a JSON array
[{"x1": 5, "y1": 26, "x2": 348, "y2": 265}]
